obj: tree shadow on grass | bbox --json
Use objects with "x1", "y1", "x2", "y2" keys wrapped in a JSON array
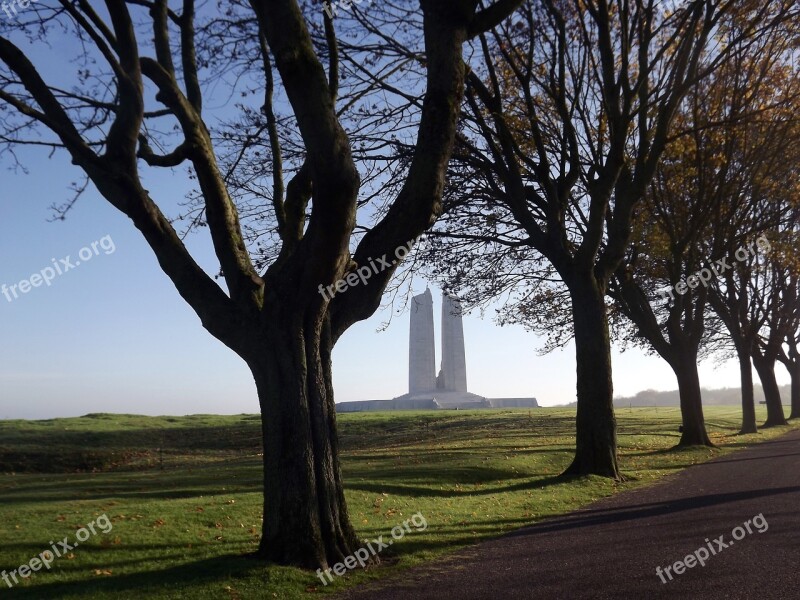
[
  {"x1": 624, "y1": 432, "x2": 800, "y2": 466},
  {"x1": 0, "y1": 468, "x2": 263, "y2": 504},
  {"x1": 0, "y1": 542, "x2": 260, "y2": 576},
  {"x1": 3, "y1": 553, "x2": 271, "y2": 599},
  {"x1": 345, "y1": 472, "x2": 577, "y2": 499}
]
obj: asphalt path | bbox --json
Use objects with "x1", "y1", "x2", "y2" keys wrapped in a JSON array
[{"x1": 336, "y1": 428, "x2": 800, "y2": 599}]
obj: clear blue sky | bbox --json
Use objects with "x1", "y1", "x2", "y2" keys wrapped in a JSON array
[{"x1": 0, "y1": 23, "x2": 786, "y2": 420}]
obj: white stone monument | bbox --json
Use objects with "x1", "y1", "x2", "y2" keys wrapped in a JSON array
[
  {"x1": 407, "y1": 288, "x2": 486, "y2": 407},
  {"x1": 336, "y1": 288, "x2": 539, "y2": 412},
  {"x1": 409, "y1": 288, "x2": 437, "y2": 394},
  {"x1": 439, "y1": 294, "x2": 468, "y2": 392}
]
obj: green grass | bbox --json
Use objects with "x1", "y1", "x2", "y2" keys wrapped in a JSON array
[{"x1": 0, "y1": 407, "x2": 796, "y2": 599}]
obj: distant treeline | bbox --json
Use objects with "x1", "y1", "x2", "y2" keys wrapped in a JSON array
[
  {"x1": 557, "y1": 385, "x2": 791, "y2": 408},
  {"x1": 615, "y1": 385, "x2": 792, "y2": 407}
]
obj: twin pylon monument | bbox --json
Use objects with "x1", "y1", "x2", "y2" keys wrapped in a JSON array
[
  {"x1": 336, "y1": 288, "x2": 539, "y2": 412},
  {"x1": 406, "y1": 288, "x2": 483, "y2": 406}
]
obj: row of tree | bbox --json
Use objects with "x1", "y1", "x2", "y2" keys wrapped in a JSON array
[
  {"x1": 0, "y1": 0, "x2": 796, "y2": 570},
  {"x1": 610, "y1": 42, "x2": 800, "y2": 443},
  {"x1": 418, "y1": 0, "x2": 799, "y2": 477}
]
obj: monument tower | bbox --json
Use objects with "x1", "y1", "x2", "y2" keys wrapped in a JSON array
[
  {"x1": 408, "y1": 288, "x2": 437, "y2": 393},
  {"x1": 438, "y1": 294, "x2": 468, "y2": 392}
]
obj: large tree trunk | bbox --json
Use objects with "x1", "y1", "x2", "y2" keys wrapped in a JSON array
[
  {"x1": 563, "y1": 276, "x2": 620, "y2": 479},
  {"x1": 735, "y1": 342, "x2": 758, "y2": 434},
  {"x1": 249, "y1": 305, "x2": 359, "y2": 569},
  {"x1": 752, "y1": 353, "x2": 787, "y2": 427},
  {"x1": 788, "y1": 360, "x2": 800, "y2": 420},
  {"x1": 670, "y1": 351, "x2": 713, "y2": 446}
]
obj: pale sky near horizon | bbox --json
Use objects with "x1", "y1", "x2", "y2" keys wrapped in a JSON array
[
  {"x1": 0, "y1": 147, "x2": 787, "y2": 420},
  {"x1": 0, "y1": 24, "x2": 789, "y2": 421}
]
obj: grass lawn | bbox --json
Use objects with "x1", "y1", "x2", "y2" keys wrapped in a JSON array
[{"x1": 0, "y1": 406, "x2": 796, "y2": 599}]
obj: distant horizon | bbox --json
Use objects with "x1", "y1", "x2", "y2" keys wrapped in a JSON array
[{"x1": 2, "y1": 382, "x2": 791, "y2": 421}]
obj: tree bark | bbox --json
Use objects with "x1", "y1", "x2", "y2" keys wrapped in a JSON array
[
  {"x1": 610, "y1": 266, "x2": 713, "y2": 448},
  {"x1": 670, "y1": 351, "x2": 713, "y2": 446},
  {"x1": 735, "y1": 343, "x2": 758, "y2": 434},
  {"x1": 248, "y1": 305, "x2": 359, "y2": 569},
  {"x1": 563, "y1": 276, "x2": 620, "y2": 479},
  {"x1": 781, "y1": 343, "x2": 800, "y2": 420},
  {"x1": 752, "y1": 353, "x2": 787, "y2": 427},
  {"x1": 788, "y1": 360, "x2": 800, "y2": 420}
]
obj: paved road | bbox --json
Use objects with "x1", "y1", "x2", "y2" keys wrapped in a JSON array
[{"x1": 337, "y1": 429, "x2": 800, "y2": 599}]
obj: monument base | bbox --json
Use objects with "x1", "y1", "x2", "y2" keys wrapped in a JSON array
[{"x1": 336, "y1": 392, "x2": 539, "y2": 412}]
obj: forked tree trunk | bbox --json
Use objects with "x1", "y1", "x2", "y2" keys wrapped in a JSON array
[
  {"x1": 670, "y1": 351, "x2": 713, "y2": 447},
  {"x1": 735, "y1": 343, "x2": 758, "y2": 434},
  {"x1": 752, "y1": 353, "x2": 787, "y2": 427},
  {"x1": 249, "y1": 305, "x2": 359, "y2": 569},
  {"x1": 563, "y1": 276, "x2": 620, "y2": 479}
]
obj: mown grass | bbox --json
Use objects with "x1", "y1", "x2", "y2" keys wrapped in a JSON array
[{"x1": 0, "y1": 406, "x2": 795, "y2": 599}]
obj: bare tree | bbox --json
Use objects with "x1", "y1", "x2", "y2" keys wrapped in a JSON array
[
  {"x1": 0, "y1": 0, "x2": 521, "y2": 569},
  {"x1": 610, "y1": 21, "x2": 800, "y2": 443},
  {"x1": 749, "y1": 263, "x2": 795, "y2": 427},
  {"x1": 413, "y1": 0, "x2": 764, "y2": 478}
]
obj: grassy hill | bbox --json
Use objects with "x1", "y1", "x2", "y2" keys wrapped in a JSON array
[
  {"x1": 0, "y1": 413, "x2": 263, "y2": 473},
  {"x1": 0, "y1": 407, "x2": 796, "y2": 599}
]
